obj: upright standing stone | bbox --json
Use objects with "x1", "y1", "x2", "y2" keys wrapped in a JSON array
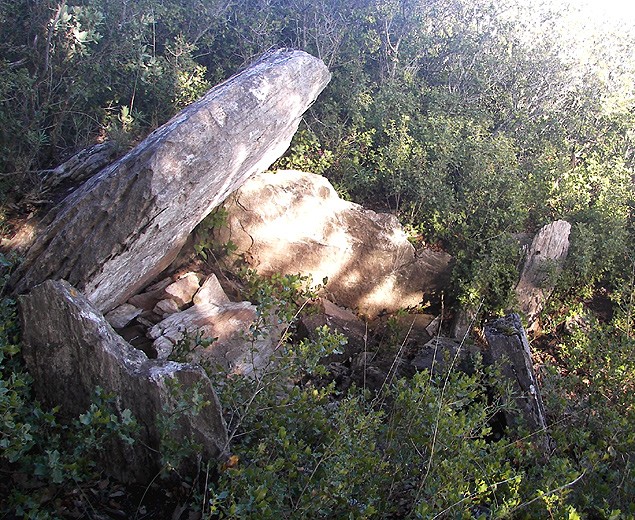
[
  {"x1": 484, "y1": 313, "x2": 552, "y2": 454},
  {"x1": 515, "y1": 220, "x2": 571, "y2": 328},
  {"x1": 11, "y1": 50, "x2": 331, "y2": 313},
  {"x1": 19, "y1": 279, "x2": 229, "y2": 483}
]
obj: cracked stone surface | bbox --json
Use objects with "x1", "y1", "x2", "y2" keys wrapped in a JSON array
[
  {"x1": 213, "y1": 170, "x2": 454, "y2": 317},
  {"x1": 10, "y1": 50, "x2": 331, "y2": 313}
]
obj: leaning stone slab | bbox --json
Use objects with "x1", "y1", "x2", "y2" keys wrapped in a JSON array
[
  {"x1": 19, "y1": 280, "x2": 229, "y2": 483},
  {"x1": 11, "y1": 50, "x2": 331, "y2": 313},
  {"x1": 484, "y1": 313, "x2": 552, "y2": 453}
]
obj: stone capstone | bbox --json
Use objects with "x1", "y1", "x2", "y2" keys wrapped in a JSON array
[
  {"x1": 10, "y1": 50, "x2": 331, "y2": 313},
  {"x1": 214, "y1": 170, "x2": 453, "y2": 318},
  {"x1": 18, "y1": 279, "x2": 229, "y2": 483}
]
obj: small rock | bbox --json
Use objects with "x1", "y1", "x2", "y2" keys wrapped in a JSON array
[
  {"x1": 425, "y1": 315, "x2": 441, "y2": 337},
  {"x1": 300, "y1": 298, "x2": 368, "y2": 362},
  {"x1": 153, "y1": 299, "x2": 181, "y2": 317},
  {"x1": 105, "y1": 304, "x2": 143, "y2": 329},
  {"x1": 193, "y1": 274, "x2": 230, "y2": 306},
  {"x1": 165, "y1": 272, "x2": 200, "y2": 307},
  {"x1": 128, "y1": 279, "x2": 171, "y2": 311},
  {"x1": 411, "y1": 336, "x2": 478, "y2": 374}
]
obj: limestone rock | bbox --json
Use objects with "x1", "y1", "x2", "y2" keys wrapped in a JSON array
[
  {"x1": 484, "y1": 313, "x2": 551, "y2": 453},
  {"x1": 378, "y1": 312, "x2": 438, "y2": 345},
  {"x1": 154, "y1": 298, "x2": 181, "y2": 317},
  {"x1": 10, "y1": 50, "x2": 331, "y2": 313},
  {"x1": 300, "y1": 298, "x2": 369, "y2": 361},
  {"x1": 214, "y1": 170, "x2": 453, "y2": 318},
  {"x1": 411, "y1": 336, "x2": 479, "y2": 374},
  {"x1": 39, "y1": 141, "x2": 120, "y2": 192},
  {"x1": 18, "y1": 280, "x2": 228, "y2": 483},
  {"x1": 515, "y1": 220, "x2": 571, "y2": 328},
  {"x1": 194, "y1": 274, "x2": 231, "y2": 306},
  {"x1": 128, "y1": 277, "x2": 172, "y2": 311},
  {"x1": 450, "y1": 307, "x2": 477, "y2": 340},
  {"x1": 105, "y1": 303, "x2": 143, "y2": 329},
  {"x1": 164, "y1": 272, "x2": 200, "y2": 307},
  {"x1": 148, "y1": 301, "x2": 284, "y2": 375}
]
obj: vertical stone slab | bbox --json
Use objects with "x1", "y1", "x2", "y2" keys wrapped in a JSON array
[
  {"x1": 515, "y1": 220, "x2": 571, "y2": 328},
  {"x1": 19, "y1": 279, "x2": 229, "y2": 483},
  {"x1": 484, "y1": 313, "x2": 552, "y2": 454}
]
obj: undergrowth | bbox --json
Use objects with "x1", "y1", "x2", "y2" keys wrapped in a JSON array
[{"x1": 2, "y1": 263, "x2": 635, "y2": 518}]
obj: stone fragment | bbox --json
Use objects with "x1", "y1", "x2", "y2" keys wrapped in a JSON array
[
  {"x1": 300, "y1": 298, "x2": 369, "y2": 361},
  {"x1": 154, "y1": 299, "x2": 181, "y2": 317},
  {"x1": 411, "y1": 336, "x2": 479, "y2": 374},
  {"x1": 128, "y1": 277, "x2": 172, "y2": 310},
  {"x1": 148, "y1": 302, "x2": 284, "y2": 375},
  {"x1": 425, "y1": 315, "x2": 442, "y2": 337},
  {"x1": 214, "y1": 170, "x2": 453, "y2": 318},
  {"x1": 193, "y1": 274, "x2": 231, "y2": 306},
  {"x1": 450, "y1": 307, "x2": 477, "y2": 340},
  {"x1": 105, "y1": 303, "x2": 143, "y2": 329},
  {"x1": 381, "y1": 313, "x2": 437, "y2": 345},
  {"x1": 164, "y1": 272, "x2": 200, "y2": 307},
  {"x1": 18, "y1": 280, "x2": 228, "y2": 483},
  {"x1": 515, "y1": 220, "x2": 571, "y2": 328},
  {"x1": 10, "y1": 50, "x2": 331, "y2": 313}
]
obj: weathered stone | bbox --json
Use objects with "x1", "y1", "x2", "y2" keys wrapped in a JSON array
[
  {"x1": 153, "y1": 298, "x2": 181, "y2": 317},
  {"x1": 105, "y1": 303, "x2": 143, "y2": 329},
  {"x1": 10, "y1": 50, "x2": 331, "y2": 313},
  {"x1": 214, "y1": 170, "x2": 453, "y2": 318},
  {"x1": 515, "y1": 220, "x2": 571, "y2": 328},
  {"x1": 164, "y1": 272, "x2": 200, "y2": 307},
  {"x1": 18, "y1": 280, "x2": 228, "y2": 483},
  {"x1": 425, "y1": 315, "x2": 442, "y2": 337},
  {"x1": 39, "y1": 141, "x2": 120, "y2": 191},
  {"x1": 484, "y1": 313, "x2": 551, "y2": 453},
  {"x1": 300, "y1": 298, "x2": 369, "y2": 361},
  {"x1": 193, "y1": 274, "x2": 231, "y2": 306},
  {"x1": 450, "y1": 307, "x2": 478, "y2": 340},
  {"x1": 128, "y1": 280, "x2": 171, "y2": 311},
  {"x1": 148, "y1": 301, "x2": 284, "y2": 375},
  {"x1": 411, "y1": 336, "x2": 479, "y2": 374},
  {"x1": 382, "y1": 313, "x2": 437, "y2": 345}
]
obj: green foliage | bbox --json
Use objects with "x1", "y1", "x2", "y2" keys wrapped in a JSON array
[
  {"x1": 207, "y1": 332, "x2": 534, "y2": 518},
  {"x1": 239, "y1": 269, "x2": 324, "y2": 324},
  {"x1": 541, "y1": 322, "x2": 635, "y2": 517},
  {"x1": 194, "y1": 207, "x2": 238, "y2": 261}
]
